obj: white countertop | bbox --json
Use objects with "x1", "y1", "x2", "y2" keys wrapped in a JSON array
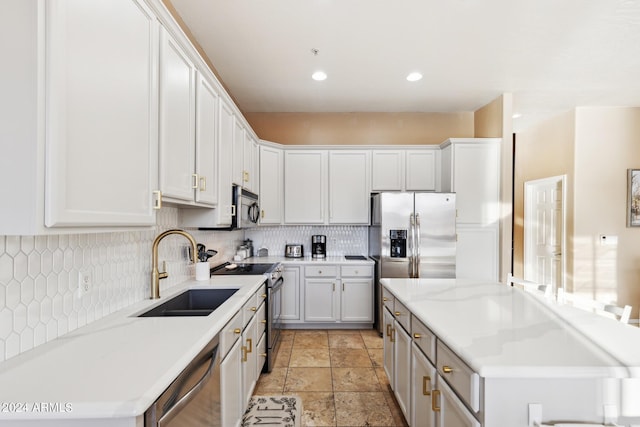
[
  {"x1": 0, "y1": 275, "x2": 266, "y2": 422},
  {"x1": 240, "y1": 255, "x2": 374, "y2": 265},
  {"x1": 382, "y1": 278, "x2": 640, "y2": 379}
]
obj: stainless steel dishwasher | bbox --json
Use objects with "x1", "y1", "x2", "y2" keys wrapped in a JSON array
[{"x1": 144, "y1": 335, "x2": 221, "y2": 426}]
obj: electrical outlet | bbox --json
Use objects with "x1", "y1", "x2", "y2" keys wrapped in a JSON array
[{"x1": 78, "y1": 270, "x2": 92, "y2": 293}]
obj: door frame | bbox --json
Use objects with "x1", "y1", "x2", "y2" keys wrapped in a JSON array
[{"x1": 523, "y1": 175, "x2": 567, "y2": 291}]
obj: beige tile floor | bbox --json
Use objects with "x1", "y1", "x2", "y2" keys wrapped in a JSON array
[{"x1": 253, "y1": 329, "x2": 408, "y2": 427}]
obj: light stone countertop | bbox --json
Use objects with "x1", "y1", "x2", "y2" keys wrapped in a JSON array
[
  {"x1": 237, "y1": 255, "x2": 374, "y2": 265},
  {"x1": 0, "y1": 275, "x2": 266, "y2": 424},
  {"x1": 382, "y1": 278, "x2": 640, "y2": 379}
]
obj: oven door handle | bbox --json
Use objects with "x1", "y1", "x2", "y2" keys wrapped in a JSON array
[{"x1": 271, "y1": 276, "x2": 284, "y2": 291}]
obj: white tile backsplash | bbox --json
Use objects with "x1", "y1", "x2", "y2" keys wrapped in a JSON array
[
  {"x1": 0, "y1": 207, "x2": 243, "y2": 364},
  {"x1": 245, "y1": 225, "x2": 368, "y2": 257}
]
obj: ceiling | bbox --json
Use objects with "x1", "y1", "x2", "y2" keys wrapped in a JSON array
[{"x1": 168, "y1": 0, "x2": 640, "y2": 132}]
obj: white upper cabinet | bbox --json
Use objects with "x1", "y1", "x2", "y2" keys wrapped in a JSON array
[
  {"x1": 243, "y1": 133, "x2": 259, "y2": 193},
  {"x1": 194, "y1": 73, "x2": 219, "y2": 206},
  {"x1": 440, "y1": 139, "x2": 500, "y2": 225},
  {"x1": 372, "y1": 150, "x2": 404, "y2": 191},
  {"x1": 284, "y1": 150, "x2": 327, "y2": 224},
  {"x1": 329, "y1": 150, "x2": 371, "y2": 224},
  {"x1": 2, "y1": 0, "x2": 160, "y2": 234},
  {"x1": 158, "y1": 27, "x2": 196, "y2": 203},
  {"x1": 406, "y1": 150, "x2": 436, "y2": 191},
  {"x1": 259, "y1": 145, "x2": 283, "y2": 225},
  {"x1": 371, "y1": 149, "x2": 437, "y2": 192},
  {"x1": 233, "y1": 119, "x2": 245, "y2": 187}
]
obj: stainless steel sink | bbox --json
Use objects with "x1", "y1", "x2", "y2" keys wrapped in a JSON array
[{"x1": 138, "y1": 288, "x2": 238, "y2": 317}]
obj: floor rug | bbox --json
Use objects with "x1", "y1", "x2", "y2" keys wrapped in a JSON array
[{"x1": 242, "y1": 395, "x2": 302, "y2": 427}]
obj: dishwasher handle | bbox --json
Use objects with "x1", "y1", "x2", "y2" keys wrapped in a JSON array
[{"x1": 157, "y1": 344, "x2": 219, "y2": 427}]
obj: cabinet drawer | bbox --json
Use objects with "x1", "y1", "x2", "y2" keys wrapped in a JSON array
[
  {"x1": 437, "y1": 340, "x2": 481, "y2": 413},
  {"x1": 219, "y1": 311, "x2": 242, "y2": 360},
  {"x1": 257, "y1": 283, "x2": 267, "y2": 305},
  {"x1": 411, "y1": 315, "x2": 436, "y2": 364},
  {"x1": 382, "y1": 287, "x2": 394, "y2": 311},
  {"x1": 242, "y1": 291, "x2": 259, "y2": 328},
  {"x1": 393, "y1": 299, "x2": 411, "y2": 333},
  {"x1": 305, "y1": 265, "x2": 338, "y2": 277},
  {"x1": 341, "y1": 265, "x2": 373, "y2": 277}
]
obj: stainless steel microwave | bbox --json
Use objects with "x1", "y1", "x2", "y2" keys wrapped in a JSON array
[{"x1": 232, "y1": 185, "x2": 259, "y2": 229}]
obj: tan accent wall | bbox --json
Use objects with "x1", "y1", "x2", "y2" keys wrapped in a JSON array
[
  {"x1": 244, "y1": 112, "x2": 474, "y2": 145},
  {"x1": 573, "y1": 107, "x2": 640, "y2": 316},
  {"x1": 513, "y1": 110, "x2": 576, "y2": 290},
  {"x1": 474, "y1": 94, "x2": 513, "y2": 283}
]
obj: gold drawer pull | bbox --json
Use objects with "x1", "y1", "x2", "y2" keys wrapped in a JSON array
[
  {"x1": 246, "y1": 338, "x2": 253, "y2": 353},
  {"x1": 422, "y1": 376, "x2": 431, "y2": 396},
  {"x1": 394, "y1": 311, "x2": 401, "y2": 316},
  {"x1": 260, "y1": 353, "x2": 267, "y2": 357},
  {"x1": 261, "y1": 319, "x2": 267, "y2": 324},
  {"x1": 233, "y1": 328, "x2": 241, "y2": 334},
  {"x1": 442, "y1": 365, "x2": 453, "y2": 374},
  {"x1": 386, "y1": 324, "x2": 391, "y2": 337},
  {"x1": 383, "y1": 297, "x2": 388, "y2": 302},
  {"x1": 250, "y1": 307, "x2": 257, "y2": 312},
  {"x1": 261, "y1": 293, "x2": 267, "y2": 299},
  {"x1": 390, "y1": 328, "x2": 395, "y2": 343},
  {"x1": 432, "y1": 390, "x2": 441, "y2": 411},
  {"x1": 241, "y1": 346, "x2": 248, "y2": 362},
  {"x1": 413, "y1": 333, "x2": 422, "y2": 339}
]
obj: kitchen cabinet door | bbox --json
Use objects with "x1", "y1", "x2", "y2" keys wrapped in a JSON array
[
  {"x1": 329, "y1": 150, "x2": 371, "y2": 224},
  {"x1": 284, "y1": 150, "x2": 327, "y2": 224},
  {"x1": 243, "y1": 133, "x2": 259, "y2": 193},
  {"x1": 340, "y1": 279, "x2": 373, "y2": 322},
  {"x1": 371, "y1": 150, "x2": 404, "y2": 191},
  {"x1": 281, "y1": 266, "x2": 300, "y2": 321},
  {"x1": 456, "y1": 225, "x2": 499, "y2": 281},
  {"x1": 394, "y1": 320, "x2": 412, "y2": 421},
  {"x1": 304, "y1": 279, "x2": 338, "y2": 322},
  {"x1": 221, "y1": 338, "x2": 242, "y2": 427},
  {"x1": 216, "y1": 100, "x2": 235, "y2": 225},
  {"x1": 435, "y1": 376, "x2": 481, "y2": 427},
  {"x1": 412, "y1": 342, "x2": 437, "y2": 427},
  {"x1": 158, "y1": 26, "x2": 196, "y2": 203},
  {"x1": 383, "y1": 307, "x2": 395, "y2": 387},
  {"x1": 259, "y1": 145, "x2": 283, "y2": 224},
  {"x1": 233, "y1": 120, "x2": 245, "y2": 187},
  {"x1": 194, "y1": 73, "x2": 218, "y2": 206},
  {"x1": 406, "y1": 150, "x2": 436, "y2": 191},
  {"x1": 43, "y1": 0, "x2": 159, "y2": 228},
  {"x1": 241, "y1": 313, "x2": 258, "y2": 408}
]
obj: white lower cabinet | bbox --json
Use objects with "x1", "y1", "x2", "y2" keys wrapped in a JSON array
[
  {"x1": 435, "y1": 377, "x2": 481, "y2": 427},
  {"x1": 393, "y1": 320, "x2": 411, "y2": 421},
  {"x1": 281, "y1": 266, "x2": 301, "y2": 322},
  {"x1": 302, "y1": 264, "x2": 374, "y2": 325},
  {"x1": 411, "y1": 342, "x2": 436, "y2": 427},
  {"x1": 383, "y1": 307, "x2": 395, "y2": 388},
  {"x1": 221, "y1": 338, "x2": 242, "y2": 427}
]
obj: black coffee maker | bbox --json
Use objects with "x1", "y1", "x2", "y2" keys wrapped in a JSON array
[{"x1": 311, "y1": 235, "x2": 326, "y2": 259}]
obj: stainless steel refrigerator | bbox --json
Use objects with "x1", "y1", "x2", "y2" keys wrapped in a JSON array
[{"x1": 369, "y1": 192, "x2": 456, "y2": 332}]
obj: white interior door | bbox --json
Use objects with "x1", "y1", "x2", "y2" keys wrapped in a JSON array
[{"x1": 524, "y1": 176, "x2": 566, "y2": 293}]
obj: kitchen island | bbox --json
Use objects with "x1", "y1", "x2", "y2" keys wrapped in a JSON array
[
  {"x1": 382, "y1": 278, "x2": 640, "y2": 426},
  {"x1": 0, "y1": 275, "x2": 266, "y2": 426}
]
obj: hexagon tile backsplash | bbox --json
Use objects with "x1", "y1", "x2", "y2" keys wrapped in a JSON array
[{"x1": 0, "y1": 208, "x2": 243, "y2": 363}]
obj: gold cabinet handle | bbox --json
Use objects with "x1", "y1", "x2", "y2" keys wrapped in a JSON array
[
  {"x1": 432, "y1": 390, "x2": 441, "y2": 411},
  {"x1": 246, "y1": 338, "x2": 253, "y2": 353},
  {"x1": 422, "y1": 376, "x2": 431, "y2": 396},
  {"x1": 199, "y1": 176, "x2": 207, "y2": 191},
  {"x1": 395, "y1": 311, "x2": 401, "y2": 316},
  {"x1": 241, "y1": 346, "x2": 248, "y2": 362},
  {"x1": 243, "y1": 171, "x2": 249, "y2": 182},
  {"x1": 261, "y1": 293, "x2": 267, "y2": 299},
  {"x1": 414, "y1": 333, "x2": 422, "y2": 339},
  {"x1": 261, "y1": 209, "x2": 265, "y2": 218},
  {"x1": 383, "y1": 297, "x2": 388, "y2": 302},
  {"x1": 261, "y1": 319, "x2": 267, "y2": 324},
  {"x1": 386, "y1": 324, "x2": 391, "y2": 337},
  {"x1": 390, "y1": 328, "x2": 395, "y2": 343},
  {"x1": 192, "y1": 173, "x2": 199, "y2": 189},
  {"x1": 260, "y1": 353, "x2": 267, "y2": 357},
  {"x1": 250, "y1": 307, "x2": 257, "y2": 312},
  {"x1": 234, "y1": 328, "x2": 241, "y2": 334},
  {"x1": 442, "y1": 365, "x2": 453, "y2": 374}
]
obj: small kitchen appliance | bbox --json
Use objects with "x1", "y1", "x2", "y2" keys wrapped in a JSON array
[
  {"x1": 311, "y1": 235, "x2": 326, "y2": 259},
  {"x1": 285, "y1": 243, "x2": 303, "y2": 258}
]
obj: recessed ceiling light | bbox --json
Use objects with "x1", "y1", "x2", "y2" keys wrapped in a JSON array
[
  {"x1": 312, "y1": 71, "x2": 327, "y2": 81},
  {"x1": 406, "y1": 72, "x2": 423, "y2": 82}
]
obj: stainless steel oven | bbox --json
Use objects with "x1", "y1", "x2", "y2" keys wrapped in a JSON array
[
  {"x1": 144, "y1": 335, "x2": 221, "y2": 426},
  {"x1": 210, "y1": 262, "x2": 283, "y2": 372}
]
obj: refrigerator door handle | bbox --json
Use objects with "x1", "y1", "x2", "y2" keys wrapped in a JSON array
[
  {"x1": 409, "y1": 213, "x2": 416, "y2": 278},
  {"x1": 415, "y1": 213, "x2": 421, "y2": 278}
]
